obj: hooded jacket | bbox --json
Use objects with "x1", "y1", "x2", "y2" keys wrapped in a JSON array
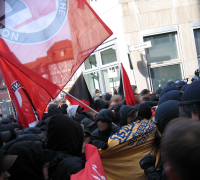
[
  {"x1": 21, "y1": 127, "x2": 41, "y2": 135},
  {"x1": 67, "y1": 105, "x2": 79, "y2": 119},
  {"x1": 46, "y1": 114, "x2": 85, "y2": 180},
  {"x1": 0, "y1": 124, "x2": 16, "y2": 142},
  {"x1": 7, "y1": 141, "x2": 44, "y2": 180},
  {"x1": 91, "y1": 109, "x2": 120, "y2": 149},
  {"x1": 119, "y1": 105, "x2": 138, "y2": 126}
]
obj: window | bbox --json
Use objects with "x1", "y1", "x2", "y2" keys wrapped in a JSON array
[
  {"x1": 150, "y1": 64, "x2": 182, "y2": 91},
  {"x1": 2, "y1": 81, "x2": 5, "y2": 86},
  {"x1": 84, "y1": 55, "x2": 97, "y2": 70},
  {"x1": 194, "y1": 29, "x2": 200, "y2": 57},
  {"x1": 102, "y1": 66, "x2": 120, "y2": 93},
  {"x1": 84, "y1": 72, "x2": 101, "y2": 94},
  {"x1": 6, "y1": 97, "x2": 9, "y2": 101},
  {"x1": 2, "y1": 98, "x2": 5, "y2": 102},
  {"x1": 1, "y1": 90, "x2": 3, "y2": 94},
  {"x1": 4, "y1": 89, "x2": 7, "y2": 93},
  {"x1": 100, "y1": 48, "x2": 117, "y2": 65},
  {"x1": 144, "y1": 32, "x2": 179, "y2": 63},
  {"x1": 84, "y1": 44, "x2": 120, "y2": 94}
]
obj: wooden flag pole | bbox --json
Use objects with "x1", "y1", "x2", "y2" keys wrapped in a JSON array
[{"x1": 62, "y1": 90, "x2": 98, "y2": 114}]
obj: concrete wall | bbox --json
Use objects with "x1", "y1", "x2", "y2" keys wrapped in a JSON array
[{"x1": 119, "y1": 0, "x2": 200, "y2": 91}]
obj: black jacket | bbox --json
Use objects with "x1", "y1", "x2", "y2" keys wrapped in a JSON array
[
  {"x1": 91, "y1": 126, "x2": 120, "y2": 149},
  {"x1": 45, "y1": 150, "x2": 85, "y2": 180}
]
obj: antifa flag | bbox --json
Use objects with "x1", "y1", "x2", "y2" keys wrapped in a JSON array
[
  {"x1": 0, "y1": 0, "x2": 112, "y2": 128},
  {"x1": 71, "y1": 144, "x2": 108, "y2": 180},
  {"x1": 65, "y1": 74, "x2": 95, "y2": 111},
  {"x1": 121, "y1": 63, "x2": 136, "y2": 106}
]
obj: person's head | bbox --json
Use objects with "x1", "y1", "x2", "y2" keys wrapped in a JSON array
[
  {"x1": 162, "y1": 118, "x2": 200, "y2": 180},
  {"x1": 81, "y1": 118, "x2": 97, "y2": 133},
  {"x1": 140, "y1": 89, "x2": 150, "y2": 99},
  {"x1": 102, "y1": 94, "x2": 112, "y2": 102},
  {"x1": 96, "y1": 109, "x2": 113, "y2": 131},
  {"x1": 109, "y1": 95, "x2": 124, "y2": 109},
  {"x1": 0, "y1": 149, "x2": 17, "y2": 180},
  {"x1": 119, "y1": 105, "x2": 138, "y2": 126},
  {"x1": 176, "y1": 81, "x2": 186, "y2": 91},
  {"x1": 158, "y1": 90, "x2": 182, "y2": 106},
  {"x1": 160, "y1": 86, "x2": 178, "y2": 98},
  {"x1": 60, "y1": 104, "x2": 68, "y2": 114},
  {"x1": 138, "y1": 103, "x2": 152, "y2": 120},
  {"x1": 135, "y1": 95, "x2": 145, "y2": 104},
  {"x1": 166, "y1": 81, "x2": 174, "y2": 87},
  {"x1": 83, "y1": 128, "x2": 91, "y2": 144},
  {"x1": 156, "y1": 87, "x2": 162, "y2": 97},
  {"x1": 178, "y1": 80, "x2": 200, "y2": 120},
  {"x1": 47, "y1": 114, "x2": 83, "y2": 156},
  {"x1": 47, "y1": 104, "x2": 62, "y2": 117},
  {"x1": 154, "y1": 100, "x2": 179, "y2": 136}
]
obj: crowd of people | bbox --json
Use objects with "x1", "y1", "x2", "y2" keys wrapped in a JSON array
[{"x1": 0, "y1": 75, "x2": 199, "y2": 180}]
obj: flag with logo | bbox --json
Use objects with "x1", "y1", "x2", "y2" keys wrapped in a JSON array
[
  {"x1": 0, "y1": 0, "x2": 112, "y2": 128},
  {"x1": 99, "y1": 119, "x2": 161, "y2": 180},
  {"x1": 65, "y1": 73, "x2": 95, "y2": 111},
  {"x1": 121, "y1": 63, "x2": 136, "y2": 106},
  {"x1": 71, "y1": 144, "x2": 107, "y2": 180}
]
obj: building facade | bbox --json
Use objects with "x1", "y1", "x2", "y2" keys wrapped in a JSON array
[
  {"x1": 80, "y1": 0, "x2": 200, "y2": 94},
  {"x1": 120, "y1": 0, "x2": 200, "y2": 91},
  {"x1": 0, "y1": 80, "x2": 9, "y2": 102}
]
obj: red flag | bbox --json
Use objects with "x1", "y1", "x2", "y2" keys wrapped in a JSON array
[
  {"x1": 71, "y1": 144, "x2": 107, "y2": 180},
  {"x1": 121, "y1": 63, "x2": 136, "y2": 106},
  {"x1": 0, "y1": 0, "x2": 112, "y2": 126},
  {"x1": 65, "y1": 74, "x2": 95, "y2": 111}
]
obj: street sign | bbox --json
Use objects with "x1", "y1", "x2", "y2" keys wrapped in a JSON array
[{"x1": 129, "y1": 41, "x2": 152, "y2": 52}]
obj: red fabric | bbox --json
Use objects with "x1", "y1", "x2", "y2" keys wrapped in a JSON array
[
  {"x1": 65, "y1": 96, "x2": 91, "y2": 111},
  {"x1": 121, "y1": 63, "x2": 136, "y2": 106},
  {"x1": 0, "y1": 0, "x2": 112, "y2": 126},
  {"x1": 151, "y1": 108, "x2": 155, "y2": 117},
  {"x1": 71, "y1": 144, "x2": 107, "y2": 180},
  {"x1": 0, "y1": 0, "x2": 112, "y2": 96},
  {"x1": 0, "y1": 57, "x2": 51, "y2": 128}
]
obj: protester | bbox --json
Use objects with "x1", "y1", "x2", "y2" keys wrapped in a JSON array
[
  {"x1": 162, "y1": 118, "x2": 200, "y2": 180},
  {"x1": 138, "y1": 103, "x2": 152, "y2": 120},
  {"x1": 92, "y1": 89, "x2": 101, "y2": 100},
  {"x1": 91, "y1": 109, "x2": 120, "y2": 149},
  {"x1": 119, "y1": 105, "x2": 138, "y2": 127},
  {"x1": 102, "y1": 94, "x2": 112, "y2": 101},
  {"x1": 108, "y1": 95, "x2": 124, "y2": 109},
  {"x1": 67, "y1": 105, "x2": 84, "y2": 119},
  {"x1": 81, "y1": 118, "x2": 97, "y2": 133},
  {"x1": 45, "y1": 113, "x2": 85, "y2": 180},
  {"x1": 60, "y1": 104, "x2": 68, "y2": 114},
  {"x1": 0, "y1": 149, "x2": 17, "y2": 180},
  {"x1": 139, "y1": 100, "x2": 180, "y2": 179},
  {"x1": 140, "y1": 89, "x2": 151, "y2": 101}
]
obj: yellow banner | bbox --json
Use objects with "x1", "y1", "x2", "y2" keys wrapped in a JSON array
[{"x1": 99, "y1": 119, "x2": 160, "y2": 180}]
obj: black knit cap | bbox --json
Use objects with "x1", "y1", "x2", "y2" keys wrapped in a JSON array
[{"x1": 138, "y1": 103, "x2": 152, "y2": 120}]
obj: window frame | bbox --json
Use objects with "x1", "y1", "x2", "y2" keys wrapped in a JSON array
[
  {"x1": 139, "y1": 25, "x2": 185, "y2": 91},
  {"x1": 191, "y1": 21, "x2": 200, "y2": 68},
  {"x1": 83, "y1": 39, "x2": 120, "y2": 94}
]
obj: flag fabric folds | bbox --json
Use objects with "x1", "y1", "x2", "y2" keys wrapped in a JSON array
[
  {"x1": 65, "y1": 74, "x2": 94, "y2": 111},
  {"x1": 0, "y1": 0, "x2": 112, "y2": 127},
  {"x1": 99, "y1": 119, "x2": 161, "y2": 180},
  {"x1": 121, "y1": 63, "x2": 136, "y2": 106},
  {"x1": 71, "y1": 144, "x2": 108, "y2": 180}
]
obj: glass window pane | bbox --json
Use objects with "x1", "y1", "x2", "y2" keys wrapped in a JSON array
[
  {"x1": 102, "y1": 66, "x2": 120, "y2": 94},
  {"x1": 194, "y1": 29, "x2": 200, "y2": 56},
  {"x1": 84, "y1": 72, "x2": 101, "y2": 95},
  {"x1": 84, "y1": 55, "x2": 97, "y2": 70},
  {"x1": 150, "y1": 64, "x2": 182, "y2": 91},
  {"x1": 100, "y1": 48, "x2": 117, "y2": 65},
  {"x1": 144, "y1": 32, "x2": 179, "y2": 63}
]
